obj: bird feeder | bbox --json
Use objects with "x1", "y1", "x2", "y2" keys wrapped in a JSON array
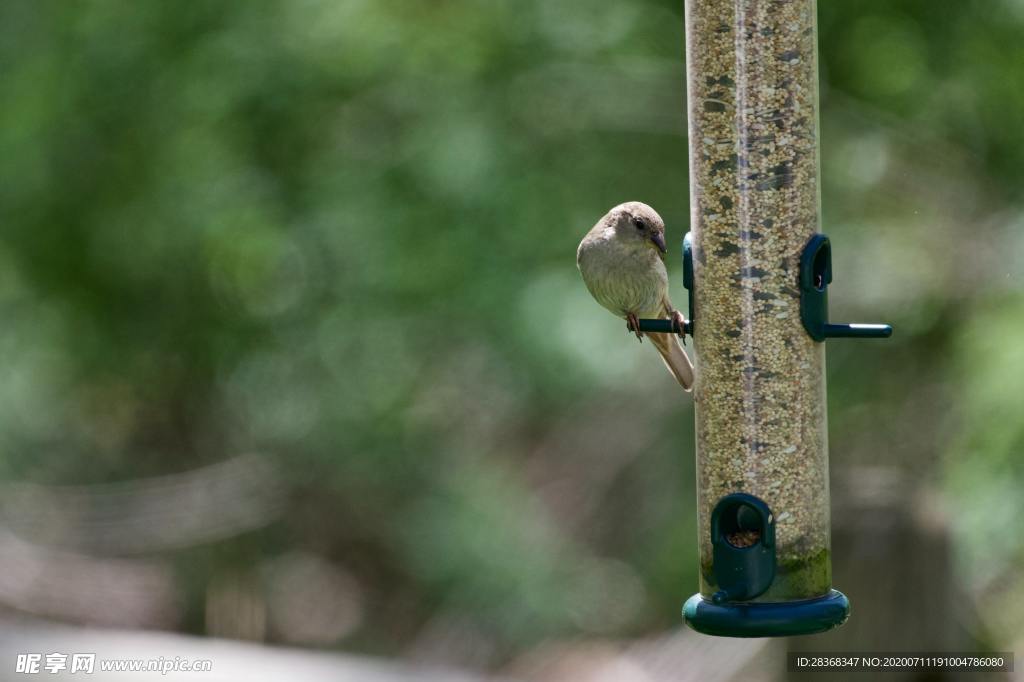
[{"x1": 639, "y1": 0, "x2": 890, "y2": 636}]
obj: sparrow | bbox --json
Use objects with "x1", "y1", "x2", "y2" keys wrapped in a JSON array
[{"x1": 577, "y1": 202, "x2": 694, "y2": 391}]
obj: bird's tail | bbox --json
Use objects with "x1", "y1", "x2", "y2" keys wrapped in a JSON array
[{"x1": 647, "y1": 332, "x2": 695, "y2": 391}]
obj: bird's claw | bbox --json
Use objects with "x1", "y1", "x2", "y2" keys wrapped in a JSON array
[
  {"x1": 670, "y1": 309, "x2": 688, "y2": 344},
  {"x1": 626, "y1": 313, "x2": 643, "y2": 342}
]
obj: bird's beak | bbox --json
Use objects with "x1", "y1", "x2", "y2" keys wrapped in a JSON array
[{"x1": 650, "y1": 232, "x2": 667, "y2": 254}]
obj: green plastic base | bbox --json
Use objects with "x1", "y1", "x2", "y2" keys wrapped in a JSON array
[{"x1": 683, "y1": 589, "x2": 849, "y2": 637}]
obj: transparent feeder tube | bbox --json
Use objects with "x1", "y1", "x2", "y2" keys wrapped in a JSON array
[{"x1": 686, "y1": 0, "x2": 831, "y2": 601}]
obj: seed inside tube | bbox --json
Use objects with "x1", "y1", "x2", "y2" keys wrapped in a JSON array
[{"x1": 688, "y1": 0, "x2": 833, "y2": 601}]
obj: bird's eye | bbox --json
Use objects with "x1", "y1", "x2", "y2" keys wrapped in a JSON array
[{"x1": 632, "y1": 217, "x2": 645, "y2": 230}]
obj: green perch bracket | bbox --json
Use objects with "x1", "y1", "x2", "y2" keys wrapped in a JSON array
[
  {"x1": 799, "y1": 234, "x2": 893, "y2": 342},
  {"x1": 635, "y1": 233, "x2": 891, "y2": 344},
  {"x1": 634, "y1": 232, "x2": 696, "y2": 337},
  {"x1": 682, "y1": 231, "x2": 695, "y2": 330}
]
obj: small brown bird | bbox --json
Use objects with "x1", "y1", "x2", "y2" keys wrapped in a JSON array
[{"x1": 577, "y1": 202, "x2": 694, "y2": 391}]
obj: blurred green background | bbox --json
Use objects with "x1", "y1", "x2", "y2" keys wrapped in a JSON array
[{"x1": 0, "y1": 0, "x2": 1021, "y2": 672}]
